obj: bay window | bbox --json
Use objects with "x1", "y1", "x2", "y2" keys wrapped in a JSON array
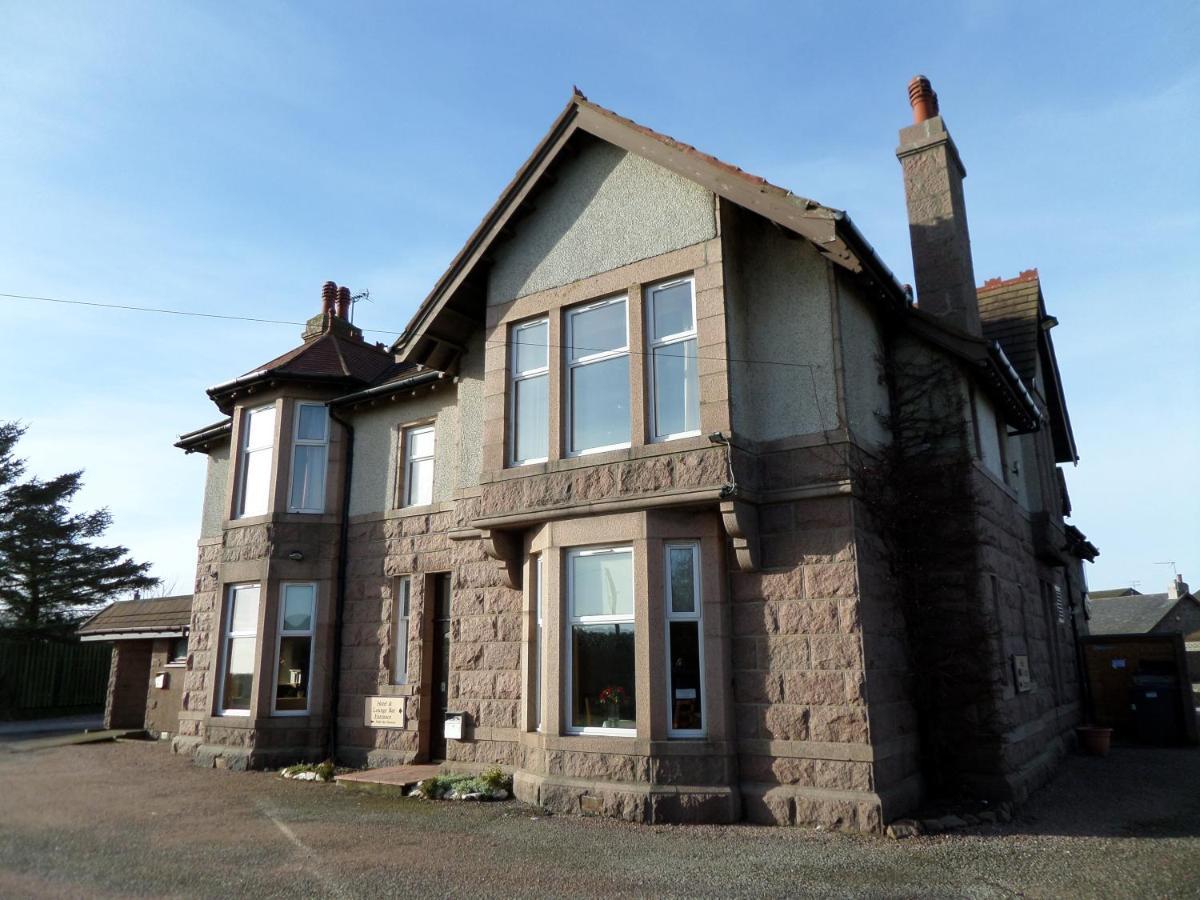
[
  {"x1": 274, "y1": 583, "x2": 315, "y2": 714},
  {"x1": 393, "y1": 576, "x2": 411, "y2": 684},
  {"x1": 510, "y1": 318, "x2": 549, "y2": 465},
  {"x1": 402, "y1": 425, "x2": 435, "y2": 507},
  {"x1": 219, "y1": 584, "x2": 260, "y2": 715},
  {"x1": 238, "y1": 406, "x2": 275, "y2": 517},
  {"x1": 288, "y1": 402, "x2": 328, "y2": 513},
  {"x1": 646, "y1": 277, "x2": 699, "y2": 441},
  {"x1": 665, "y1": 542, "x2": 704, "y2": 736},
  {"x1": 567, "y1": 546, "x2": 636, "y2": 734},
  {"x1": 566, "y1": 297, "x2": 630, "y2": 455}
]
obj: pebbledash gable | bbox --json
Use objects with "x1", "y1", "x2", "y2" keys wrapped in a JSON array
[{"x1": 170, "y1": 80, "x2": 1097, "y2": 830}]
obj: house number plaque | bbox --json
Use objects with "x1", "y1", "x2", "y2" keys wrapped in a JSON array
[{"x1": 365, "y1": 696, "x2": 407, "y2": 729}]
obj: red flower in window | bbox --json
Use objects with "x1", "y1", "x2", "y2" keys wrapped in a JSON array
[{"x1": 597, "y1": 685, "x2": 627, "y2": 706}]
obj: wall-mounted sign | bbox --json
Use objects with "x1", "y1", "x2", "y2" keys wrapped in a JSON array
[
  {"x1": 444, "y1": 711, "x2": 465, "y2": 740},
  {"x1": 154, "y1": 672, "x2": 168, "y2": 690},
  {"x1": 1012, "y1": 654, "x2": 1032, "y2": 693},
  {"x1": 365, "y1": 696, "x2": 406, "y2": 729}
]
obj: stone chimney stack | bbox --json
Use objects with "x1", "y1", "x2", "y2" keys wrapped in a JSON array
[
  {"x1": 896, "y1": 75, "x2": 981, "y2": 335},
  {"x1": 1168, "y1": 573, "x2": 1189, "y2": 600}
]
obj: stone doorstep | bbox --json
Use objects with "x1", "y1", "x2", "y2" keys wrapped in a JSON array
[{"x1": 334, "y1": 763, "x2": 444, "y2": 796}]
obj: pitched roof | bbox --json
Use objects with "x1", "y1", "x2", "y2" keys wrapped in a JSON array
[
  {"x1": 175, "y1": 418, "x2": 232, "y2": 453},
  {"x1": 1087, "y1": 593, "x2": 1195, "y2": 635},
  {"x1": 77, "y1": 595, "x2": 193, "y2": 639},
  {"x1": 391, "y1": 89, "x2": 907, "y2": 368}
]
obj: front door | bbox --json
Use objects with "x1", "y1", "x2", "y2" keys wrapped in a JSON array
[{"x1": 429, "y1": 573, "x2": 452, "y2": 761}]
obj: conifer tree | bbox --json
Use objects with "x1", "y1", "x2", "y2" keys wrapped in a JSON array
[{"x1": 0, "y1": 422, "x2": 158, "y2": 637}]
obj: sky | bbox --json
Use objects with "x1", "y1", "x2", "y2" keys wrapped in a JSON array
[{"x1": 0, "y1": 1, "x2": 1196, "y2": 598}]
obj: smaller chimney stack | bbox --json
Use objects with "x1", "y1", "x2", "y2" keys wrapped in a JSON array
[
  {"x1": 908, "y1": 75, "x2": 939, "y2": 124},
  {"x1": 321, "y1": 281, "x2": 337, "y2": 317},
  {"x1": 1168, "y1": 573, "x2": 1189, "y2": 600},
  {"x1": 336, "y1": 286, "x2": 352, "y2": 319}
]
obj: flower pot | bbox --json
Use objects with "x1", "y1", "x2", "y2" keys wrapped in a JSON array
[{"x1": 1076, "y1": 725, "x2": 1113, "y2": 756}]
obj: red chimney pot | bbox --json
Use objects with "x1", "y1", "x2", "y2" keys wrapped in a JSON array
[
  {"x1": 336, "y1": 286, "x2": 352, "y2": 319},
  {"x1": 321, "y1": 281, "x2": 337, "y2": 317},
  {"x1": 908, "y1": 75, "x2": 939, "y2": 124}
]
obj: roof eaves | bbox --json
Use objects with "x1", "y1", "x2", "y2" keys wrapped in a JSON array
[{"x1": 175, "y1": 418, "x2": 233, "y2": 453}]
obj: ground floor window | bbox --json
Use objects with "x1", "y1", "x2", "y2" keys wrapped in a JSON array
[
  {"x1": 274, "y1": 583, "x2": 315, "y2": 714},
  {"x1": 666, "y1": 542, "x2": 704, "y2": 736},
  {"x1": 393, "y1": 576, "x2": 411, "y2": 684},
  {"x1": 220, "y1": 584, "x2": 260, "y2": 715},
  {"x1": 533, "y1": 555, "x2": 544, "y2": 731},
  {"x1": 567, "y1": 546, "x2": 636, "y2": 734}
]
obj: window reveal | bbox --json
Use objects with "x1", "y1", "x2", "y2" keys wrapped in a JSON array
[
  {"x1": 566, "y1": 297, "x2": 630, "y2": 455},
  {"x1": 646, "y1": 278, "x2": 700, "y2": 441},
  {"x1": 533, "y1": 555, "x2": 544, "y2": 731},
  {"x1": 274, "y1": 583, "x2": 315, "y2": 714},
  {"x1": 665, "y1": 542, "x2": 704, "y2": 735},
  {"x1": 567, "y1": 546, "x2": 635, "y2": 734},
  {"x1": 289, "y1": 403, "x2": 329, "y2": 513}
]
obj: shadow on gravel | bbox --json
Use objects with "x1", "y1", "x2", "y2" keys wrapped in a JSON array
[{"x1": 975, "y1": 745, "x2": 1200, "y2": 839}]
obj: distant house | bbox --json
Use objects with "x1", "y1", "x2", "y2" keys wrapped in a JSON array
[
  {"x1": 77, "y1": 595, "x2": 192, "y2": 736},
  {"x1": 1088, "y1": 576, "x2": 1200, "y2": 637}
]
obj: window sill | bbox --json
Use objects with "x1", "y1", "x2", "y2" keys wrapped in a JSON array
[{"x1": 489, "y1": 434, "x2": 715, "y2": 481}]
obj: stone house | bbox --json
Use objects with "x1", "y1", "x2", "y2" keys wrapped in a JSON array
[
  {"x1": 1089, "y1": 575, "x2": 1200, "y2": 637},
  {"x1": 169, "y1": 78, "x2": 1097, "y2": 830}
]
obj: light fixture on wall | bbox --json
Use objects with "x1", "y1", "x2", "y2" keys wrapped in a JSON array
[{"x1": 287, "y1": 550, "x2": 304, "y2": 562}]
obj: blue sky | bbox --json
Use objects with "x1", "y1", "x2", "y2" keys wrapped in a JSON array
[{"x1": 1, "y1": 1, "x2": 1196, "y2": 596}]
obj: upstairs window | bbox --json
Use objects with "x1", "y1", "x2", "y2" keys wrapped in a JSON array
[
  {"x1": 238, "y1": 405, "x2": 275, "y2": 518},
  {"x1": 402, "y1": 425, "x2": 435, "y2": 507},
  {"x1": 646, "y1": 278, "x2": 699, "y2": 441},
  {"x1": 510, "y1": 318, "x2": 550, "y2": 465},
  {"x1": 566, "y1": 297, "x2": 630, "y2": 455},
  {"x1": 288, "y1": 403, "x2": 329, "y2": 513}
]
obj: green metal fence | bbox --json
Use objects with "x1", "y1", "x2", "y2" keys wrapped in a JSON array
[{"x1": 0, "y1": 638, "x2": 112, "y2": 718}]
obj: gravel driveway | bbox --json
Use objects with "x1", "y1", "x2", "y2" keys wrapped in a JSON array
[{"x1": 1, "y1": 739, "x2": 1198, "y2": 898}]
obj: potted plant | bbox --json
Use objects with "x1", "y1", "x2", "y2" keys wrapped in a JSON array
[
  {"x1": 1076, "y1": 724, "x2": 1113, "y2": 756},
  {"x1": 597, "y1": 685, "x2": 627, "y2": 728}
]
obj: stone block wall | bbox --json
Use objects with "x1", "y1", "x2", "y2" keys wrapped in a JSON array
[
  {"x1": 144, "y1": 639, "x2": 185, "y2": 737},
  {"x1": 105, "y1": 641, "x2": 152, "y2": 730},
  {"x1": 338, "y1": 500, "x2": 522, "y2": 769},
  {"x1": 730, "y1": 492, "x2": 883, "y2": 831}
]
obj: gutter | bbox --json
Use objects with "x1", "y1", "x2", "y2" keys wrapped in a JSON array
[
  {"x1": 175, "y1": 419, "x2": 232, "y2": 453},
  {"x1": 329, "y1": 369, "x2": 444, "y2": 408},
  {"x1": 79, "y1": 629, "x2": 187, "y2": 642},
  {"x1": 325, "y1": 402, "x2": 355, "y2": 764}
]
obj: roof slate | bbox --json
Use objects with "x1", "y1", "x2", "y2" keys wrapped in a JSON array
[
  {"x1": 77, "y1": 595, "x2": 193, "y2": 636},
  {"x1": 245, "y1": 331, "x2": 393, "y2": 383}
]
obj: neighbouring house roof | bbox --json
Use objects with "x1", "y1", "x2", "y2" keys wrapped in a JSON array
[
  {"x1": 977, "y1": 270, "x2": 1078, "y2": 463},
  {"x1": 77, "y1": 595, "x2": 193, "y2": 641},
  {"x1": 1088, "y1": 593, "x2": 1198, "y2": 635}
]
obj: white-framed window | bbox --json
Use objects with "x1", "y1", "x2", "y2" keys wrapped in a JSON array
[
  {"x1": 646, "y1": 277, "x2": 700, "y2": 441},
  {"x1": 219, "y1": 583, "x2": 260, "y2": 715},
  {"x1": 238, "y1": 405, "x2": 276, "y2": 518},
  {"x1": 273, "y1": 583, "x2": 316, "y2": 715},
  {"x1": 393, "y1": 576, "x2": 411, "y2": 684},
  {"x1": 664, "y1": 542, "x2": 705, "y2": 737},
  {"x1": 509, "y1": 318, "x2": 549, "y2": 465},
  {"x1": 533, "y1": 555, "x2": 544, "y2": 731},
  {"x1": 566, "y1": 546, "x2": 636, "y2": 735},
  {"x1": 401, "y1": 424, "x2": 435, "y2": 507},
  {"x1": 288, "y1": 402, "x2": 329, "y2": 513},
  {"x1": 566, "y1": 296, "x2": 630, "y2": 455}
]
